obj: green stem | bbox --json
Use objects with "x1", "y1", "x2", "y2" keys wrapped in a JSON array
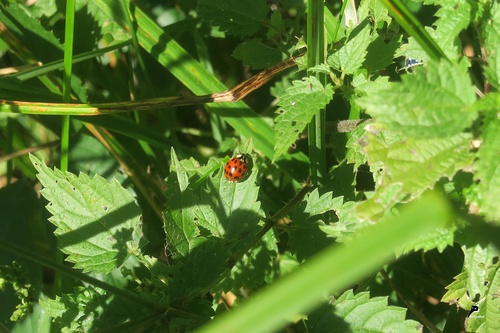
[
  {"x1": 307, "y1": 0, "x2": 326, "y2": 186},
  {"x1": 61, "y1": 0, "x2": 76, "y2": 172}
]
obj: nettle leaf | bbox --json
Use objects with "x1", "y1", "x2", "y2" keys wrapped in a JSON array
[
  {"x1": 320, "y1": 201, "x2": 371, "y2": 243},
  {"x1": 424, "y1": 0, "x2": 475, "y2": 58},
  {"x1": 442, "y1": 271, "x2": 472, "y2": 309},
  {"x1": 470, "y1": 265, "x2": 500, "y2": 333},
  {"x1": 463, "y1": 242, "x2": 500, "y2": 299},
  {"x1": 197, "y1": 0, "x2": 269, "y2": 37},
  {"x1": 346, "y1": 122, "x2": 369, "y2": 169},
  {"x1": 356, "y1": 133, "x2": 474, "y2": 220},
  {"x1": 469, "y1": 93, "x2": 500, "y2": 114},
  {"x1": 473, "y1": 117, "x2": 500, "y2": 223},
  {"x1": 327, "y1": 21, "x2": 371, "y2": 74},
  {"x1": 364, "y1": 35, "x2": 399, "y2": 72},
  {"x1": 307, "y1": 290, "x2": 423, "y2": 333},
  {"x1": 357, "y1": 60, "x2": 477, "y2": 139},
  {"x1": 396, "y1": 223, "x2": 456, "y2": 255},
  {"x1": 164, "y1": 148, "x2": 262, "y2": 264},
  {"x1": 201, "y1": 163, "x2": 262, "y2": 246},
  {"x1": 164, "y1": 151, "x2": 264, "y2": 299},
  {"x1": 30, "y1": 155, "x2": 144, "y2": 273},
  {"x1": 163, "y1": 185, "x2": 201, "y2": 258},
  {"x1": 288, "y1": 190, "x2": 343, "y2": 261},
  {"x1": 40, "y1": 286, "x2": 146, "y2": 332},
  {"x1": 232, "y1": 38, "x2": 282, "y2": 69},
  {"x1": 274, "y1": 77, "x2": 334, "y2": 160},
  {"x1": 483, "y1": 2, "x2": 500, "y2": 90},
  {"x1": 217, "y1": 231, "x2": 279, "y2": 293}
]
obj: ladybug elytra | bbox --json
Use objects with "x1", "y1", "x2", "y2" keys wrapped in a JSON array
[{"x1": 224, "y1": 154, "x2": 249, "y2": 182}]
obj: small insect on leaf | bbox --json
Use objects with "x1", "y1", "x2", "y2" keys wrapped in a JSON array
[{"x1": 224, "y1": 154, "x2": 250, "y2": 182}]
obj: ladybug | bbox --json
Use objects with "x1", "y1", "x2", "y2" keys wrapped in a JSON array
[{"x1": 224, "y1": 154, "x2": 249, "y2": 182}]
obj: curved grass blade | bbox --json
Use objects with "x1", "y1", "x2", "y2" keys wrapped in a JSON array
[{"x1": 380, "y1": 0, "x2": 448, "y2": 61}]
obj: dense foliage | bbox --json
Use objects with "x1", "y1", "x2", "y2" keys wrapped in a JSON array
[{"x1": 1, "y1": 0, "x2": 499, "y2": 332}]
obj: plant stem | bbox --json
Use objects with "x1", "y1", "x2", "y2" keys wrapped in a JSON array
[
  {"x1": 61, "y1": 0, "x2": 76, "y2": 172},
  {"x1": 307, "y1": 0, "x2": 326, "y2": 186}
]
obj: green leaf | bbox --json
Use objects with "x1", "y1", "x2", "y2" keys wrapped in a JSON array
[
  {"x1": 197, "y1": 192, "x2": 452, "y2": 333},
  {"x1": 472, "y1": 265, "x2": 500, "y2": 333},
  {"x1": 201, "y1": 163, "x2": 262, "y2": 243},
  {"x1": 274, "y1": 77, "x2": 334, "y2": 160},
  {"x1": 346, "y1": 122, "x2": 369, "y2": 169},
  {"x1": 364, "y1": 35, "x2": 400, "y2": 72},
  {"x1": 396, "y1": 222, "x2": 456, "y2": 255},
  {"x1": 327, "y1": 21, "x2": 371, "y2": 74},
  {"x1": 308, "y1": 290, "x2": 423, "y2": 333},
  {"x1": 30, "y1": 155, "x2": 144, "y2": 273},
  {"x1": 473, "y1": 117, "x2": 500, "y2": 223},
  {"x1": 289, "y1": 190, "x2": 343, "y2": 261},
  {"x1": 483, "y1": 1, "x2": 500, "y2": 90},
  {"x1": 463, "y1": 242, "x2": 500, "y2": 299},
  {"x1": 469, "y1": 93, "x2": 500, "y2": 114},
  {"x1": 422, "y1": 0, "x2": 475, "y2": 59},
  {"x1": 164, "y1": 151, "x2": 264, "y2": 299},
  {"x1": 356, "y1": 133, "x2": 474, "y2": 220},
  {"x1": 232, "y1": 39, "x2": 282, "y2": 69},
  {"x1": 357, "y1": 60, "x2": 477, "y2": 139},
  {"x1": 442, "y1": 271, "x2": 472, "y2": 309},
  {"x1": 319, "y1": 201, "x2": 370, "y2": 243},
  {"x1": 197, "y1": 0, "x2": 269, "y2": 37},
  {"x1": 39, "y1": 286, "x2": 150, "y2": 332},
  {"x1": 218, "y1": 232, "x2": 278, "y2": 293}
]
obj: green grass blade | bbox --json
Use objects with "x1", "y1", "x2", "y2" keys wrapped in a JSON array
[
  {"x1": 93, "y1": 0, "x2": 308, "y2": 176},
  {"x1": 11, "y1": 40, "x2": 132, "y2": 81},
  {"x1": 380, "y1": 0, "x2": 448, "y2": 61},
  {"x1": 197, "y1": 191, "x2": 452, "y2": 333},
  {"x1": 307, "y1": 0, "x2": 327, "y2": 185},
  {"x1": 60, "y1": 0, "x2": 77, "y2": 172}
]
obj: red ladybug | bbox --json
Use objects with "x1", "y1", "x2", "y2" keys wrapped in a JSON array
[{"x1": 224, "y1": 154, "x2": 249, "y2": 182}]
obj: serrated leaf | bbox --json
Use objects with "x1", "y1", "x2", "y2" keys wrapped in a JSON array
[
  {"x1": 320, "y1": 201, "x2": 371, "y2": 243},
  {"x1": 171, "y1": 147, "x2": 189, "y2": 191},
  {"x1": 346, "y1": 122, "x2": 369, "y2": 169},
  {"x1": 301, "y1": 189, "x2": 344, "y2": 217},
  {"x1": 357, "y1": 60, "x2": 477, "y2": 139},
  {"x1": 201, "y1": 166, "x2": 262, "y2": 243},
  {"x1": 197, "y1": 0, "x2": 269, "y2": 37},
  {"x1": 483, "y1": 2, "x2": 500, "y2": 90},
  {"x1": 218, "y1": 232, "x2": 278, "y2": 293},
  {"x1": 232, "y1": 39, "x2": 282, "y2": 69},
  {"x1": 289, "y1": 190, "x2": 343, "y2": 261},
  {"x1": 469, "y1": 93, "x2": 500, "y2": 114},
  {"x1": 273, "y1": 77, "x2": 334, "y2": 160},
  {"x1": 472, "y1": 265, "x2": 500, "y2": 333},
  {"x1": 327, "y1": 21, "x2": 371, "y2": 74},
  {"x1": 396, "y1": 223, "x2": 456, "y2": 255},
  {"x1": 474, "y1": 113, "x2": 500, "y2": 223},
  {"x1": 163, "y1": 185, "x2": 201, "y2": 258},
  {"x1": 30, "y1": 155, "x2": 144, "y2": 273},
  {"x1": 364, "y1": 35, "x2": 399, "y2": 72},
  {"x1": 463, "y1": 242, "x2": 500, "y2": 298},
  {"x1": 356, "y1": 133, "x2": 474, "y2": 220},
  {"x1": 39, "y1": 286, "x2": 153, "y2": 332},
  {"x1": 425, "y1": 0, "x2": 475, "y2": 58},
  {"x1": 442, "y1": 271, "x2": 473, "y2": 309},
  {"x1": 308, "y1": 290, "x2": 422, "y2": 333},
  {"x1": 356, "y1": 183, "x2": 405, "y2": 222}
]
